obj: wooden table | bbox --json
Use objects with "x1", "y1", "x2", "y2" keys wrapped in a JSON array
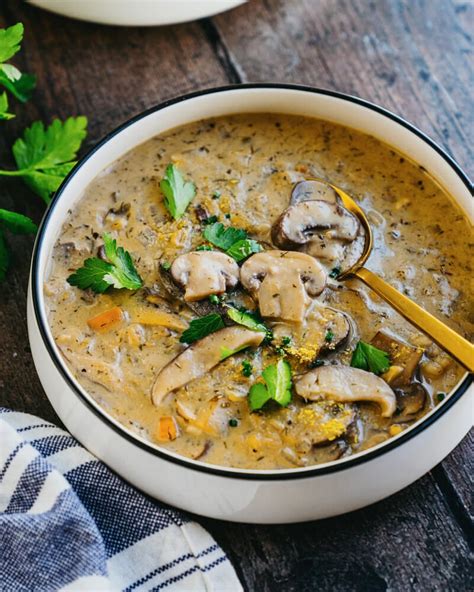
[{"x1": 0, "y1": 1, "x2": 472, "y2": 589}]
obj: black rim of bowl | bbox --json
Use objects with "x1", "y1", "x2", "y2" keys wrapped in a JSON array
[{"x1": 31, "y1": 83, "x2": 473, "y2": 481}]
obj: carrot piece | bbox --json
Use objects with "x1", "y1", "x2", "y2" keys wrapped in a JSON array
[
  {"x1": 155, "y1": 416, "x2": 179, "y2": 442},
  {"x1": 87, "y1": 306, "x2": 123, "y2": 332},
  {"x1": 132, "y1": 308, "x2": 187, "y2": 331}
]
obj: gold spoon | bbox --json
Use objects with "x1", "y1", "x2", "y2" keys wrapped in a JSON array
[{"x1": 322, "y1": 180, "x2": 474, "y2": 372}]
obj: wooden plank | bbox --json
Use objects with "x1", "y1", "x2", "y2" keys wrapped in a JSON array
[
  {"x1": 0, "y1": 0, "x2": 228, "y2": 422},
  {"x1": 213, "y1": 0, "x2": 473, "y2": 169},
  {"x1": 202, "y1": 470, "x2": 473, "y2": 591}
]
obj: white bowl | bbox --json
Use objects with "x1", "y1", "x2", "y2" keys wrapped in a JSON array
[
  {"x1": 27, "y1": 0, "x2": 247, "y2": 26},
  {"x1": 28, "y1": 85, "x2": 473, "y2": 523}
]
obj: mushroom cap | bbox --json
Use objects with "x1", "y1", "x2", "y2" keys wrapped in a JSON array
[
  {"x1": 240, "y1": 250, "x2": 327, "y2": 323},
  {"x1": 295, "y1": 365, "x2": 397, "y2": 417},
  {"x1": 272, "y1": 199, "x2": 360, "y2": 250},
  {"x1": 290, "y1": 180, "x2": 340, "y2": 206},
  {"x1": 171, "y1": 251, "x2": 239, "y2": 302},
  {"x1": 152, "y1": 326, "x2": 265, "y2": 405}
]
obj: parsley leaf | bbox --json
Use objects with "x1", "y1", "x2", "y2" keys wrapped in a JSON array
[
  {"x1": 225, "y1": 238, "x2": 262, "y2": 262},
  {"x1": 0, "y1": 23, "x2": 23, "y2": 63},
  {"x1": 67, "y1": 233, "x2": 142, "y2": 293},
  {"x1": 0, "y1": 117, "x2": 88, "y2": 203},
  {"x1": 180, "y1": 313, "x2": 225, "y2": 344},
  {"x1": 0, "y1": 92, "x2": 13, "y2": 120},
  {"x1": 0, "y1": 23, "x2": 36, "y2": 103},
  {"x1": 248, "y1": 359, "x2": 292, "y2": 411},
  {"x1": 226, "y1": 306, "x2": 270, "y2": 338},
  {"x1": 160, "y1": 164, "x2": 196, "y2": 220},
  {"x1": 350, "y1": 340, "x2": 390, "y2": 375},
  {"x1": 203, "y1": 222, "x2": 247, "y2": 250},
  {"x1": 0, "y1": 208, "x2": 37, "y2": 234}
]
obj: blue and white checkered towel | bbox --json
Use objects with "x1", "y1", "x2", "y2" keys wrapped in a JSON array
[{"x1": 0, "y1": 409, "x2": 242, "y2": 592}]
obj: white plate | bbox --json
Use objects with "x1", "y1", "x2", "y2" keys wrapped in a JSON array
[{"x1": 27, "y1": 0, "x2": 247, "y2": 26}]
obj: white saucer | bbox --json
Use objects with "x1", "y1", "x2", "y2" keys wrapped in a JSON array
[{"x1": 27, "y1": 0, "x2": 247, "y2": 26}]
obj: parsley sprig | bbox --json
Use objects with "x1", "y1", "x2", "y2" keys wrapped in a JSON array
[
  {"x1": 350, "y1": 340, "x2": 390, "y2": 375},
  {"x1": 249, "y1": 359, "x2": 293, "y2": 411},
  {"x1": 67, "y1": 233, "x2": 143, "y2": 293},
  {"x1": 0, "y1": 22, "x2": 87, "y2": 282},
  {"x1": 203, "y1": 221, "x2": 262, "y2": 263},
  {"x1": 180, "y1": 313, "x2": 225, "y2": 344},
  {"x1": 0, "y1": 117, "x2": 88, "y2": 203},
  {"x1": 160, "y1": 163, "x2": 196, "y2": 220}
]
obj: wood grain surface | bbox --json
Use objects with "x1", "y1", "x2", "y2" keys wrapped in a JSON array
[{"x1": 0, "y1": 1, "x2": 472, "y2": 590}]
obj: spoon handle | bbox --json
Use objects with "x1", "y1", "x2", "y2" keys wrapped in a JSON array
[{"x1": 354, "y1": 267, "x2": 474, "y2": 372}]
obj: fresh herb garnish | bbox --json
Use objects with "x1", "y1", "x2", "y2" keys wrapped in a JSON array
[
  {"x1": 0, "y1": 22, "x2": 86, "y2": 283},
  {"x1": 209, "y1": 294, "x2": 220, "y2": 304},
  {"x1": 160, "y1": 261, "x2": 171, "y2": 271},
  {"x1": 350, "y1": 340, "x2": 390, "y2": 375},
  {"x1": 203, "y1": 221, "x2": 262, "y2": 263},
  {"x1": 67, "y1": 233, "x2": 143, "y2": 293},
  {"x1": 329, "y1": 266, "x2": 341, "y2": 279},
  {"x1": 228, "y1": 418, "x2": 239, "y2": 427},
  {"x1": 0, "y1": 117, "x2": 88, "y2": 203},
  {"x1": 225, "y1": 238, "x2": 262, "y2": 262},
  {"x1": 0, "y1": 23, "x2": 35, "y2": 108},
  {"x1": 203, "y1": 222, "x2": 247, "y2": 250},
  {"x1": 212, "y1": 190, "x2": 221, "y2": 200},
  {"x1": 196, "y1": 244, "x2": 213, "y2": 251},
  {"x1": 437, "y1": 392, "x2": 446, "y2": 402},
  {"x1": 325, "y1": 329, "x2": 334, "y2": 342},
  {"x1": 249, "y1": 358, "x2": 292, "y2": 411},
  {"x1": 281, "y1": 336, "x2": 292, "y2": 347},
  {"x1": 226, "y1": 306, "x2": 270, "y2": 338},
  {"x1": 180, "y1": 313, "x2": 224, "y2": 344},
  {"x1": 160, "y1": 163, "x2": 196, "y2": 220},
  {"x1": 202, "y1": 215, "x2": 218, "y2": 225},
  {"x1": 242, "y1": 360, "x2": 253, "y2": 377}
]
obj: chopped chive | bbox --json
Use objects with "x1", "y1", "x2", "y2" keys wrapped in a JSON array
[
  {"x1": 202, "y1": 215, "x2": 218, "y2": 225},
  {"x1": 242, "y1": 360, "x2": 253, "y2": 377}
]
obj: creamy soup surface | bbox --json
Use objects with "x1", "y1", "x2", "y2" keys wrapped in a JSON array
[{"x1": 45, "y1": 114, "x2": 472, "y2": 470}]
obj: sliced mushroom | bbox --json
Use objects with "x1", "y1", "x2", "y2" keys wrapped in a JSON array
[
  {"x1": 272, "y1": 199, "x2": 359, "y2": 251},
  {"x1": 152, "y1": 326, "x2": 265, "y2": 405},
  {"x1": 240, "y1": 250, "x2": 327, "y2": 323},
  {"x1": 171, "y1": 251, "x2": 239, "y2": 302},
  {"x1": 290, "y1": 180, "x2": 340, "y2": 206},
  {"x1": 394, "y1": 382, "x2": 427, "y2": 419},
  {"x1": 295, "y1": 365, "x2": 397, "y2": 418},
  {"x1": 371, "y1": 331, "x2": 424, "y2": 387}
]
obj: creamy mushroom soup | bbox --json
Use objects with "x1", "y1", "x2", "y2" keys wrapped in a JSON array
[{"x1": 44, "y1": 114, "x2": 472, "y2": 470}]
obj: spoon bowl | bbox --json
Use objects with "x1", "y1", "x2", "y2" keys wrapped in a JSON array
[{"x1": 315, "y1": 179, "x2": 474, "y2": 372}]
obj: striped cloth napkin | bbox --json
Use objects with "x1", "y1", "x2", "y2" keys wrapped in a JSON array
[{"x1": 0, "y1": 408, "x2": 242, "y2": 592}]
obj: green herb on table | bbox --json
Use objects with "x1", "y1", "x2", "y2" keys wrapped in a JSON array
[
  {"x1": 180, "y1": 312, "x2": 225, "y2": 344},
  {"x1": 0, "y1": 209, "x2": 38, "y2": 281},
  {"x1": 0, "y1": 23, "x2": 36, "y2": 110},
  {"x1": 0, "y1": 22, "x2": 87, "y2": 283},
  {"x1": 350, "y1": 340, "x2": 390, "y2": 375},
  {"x1": 67, "y1": 233, "x2": 142, "y2": 293},
  {"x1": 160, "y1": 163, "x2": 196, "y2": 220},
  {"x1": 248, "y1": 358, "x2": 292, "y2": 411},
  {"x1": 0, "y1": 117, "x2": 88, "y2": 203}
]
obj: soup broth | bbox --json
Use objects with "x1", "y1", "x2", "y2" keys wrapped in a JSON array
[{"x1": 44, "y1": 114, "x2": 472, "y2": 469}]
